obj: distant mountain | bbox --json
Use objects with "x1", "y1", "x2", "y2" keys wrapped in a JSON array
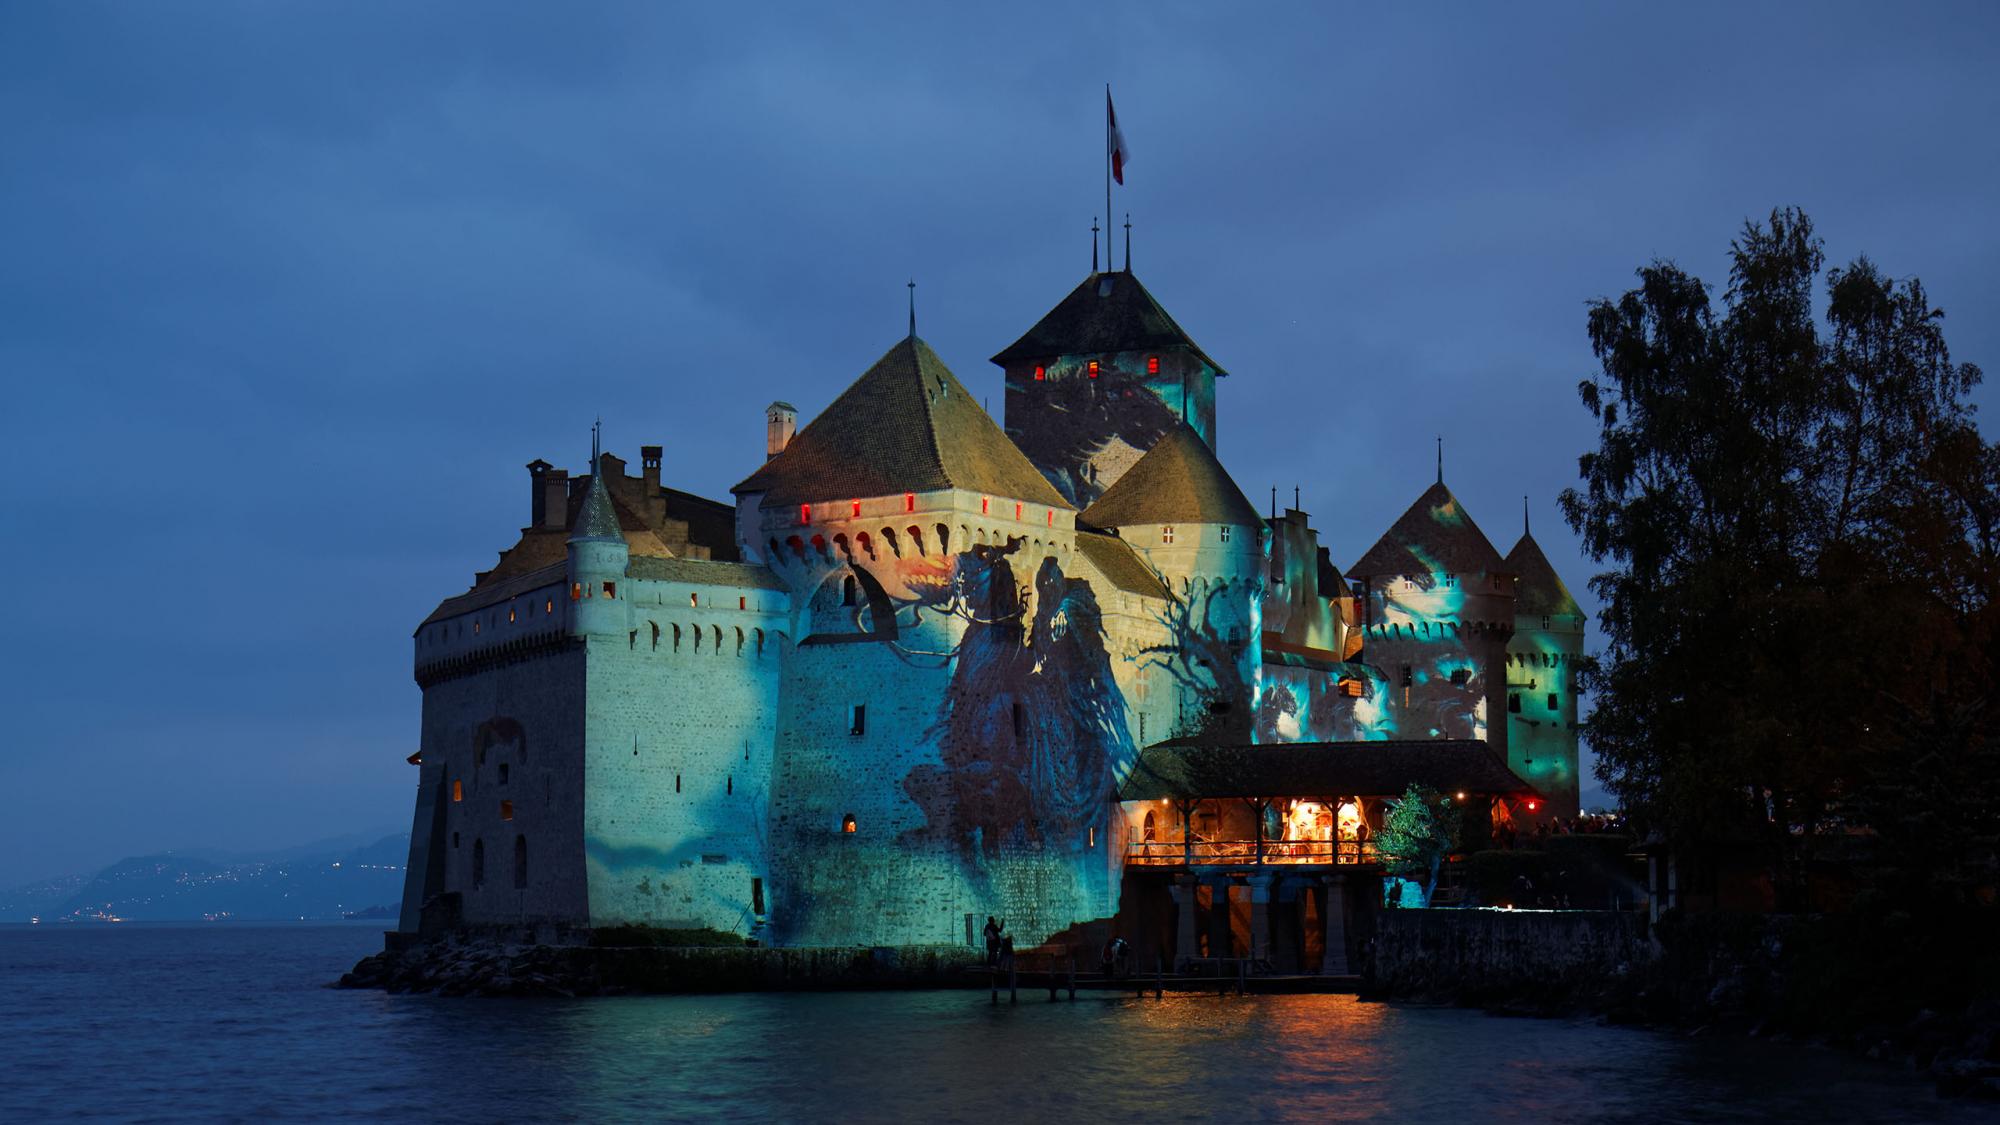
[{"x1": 0, "y1": 834, "x2": 410, "y2": 923}]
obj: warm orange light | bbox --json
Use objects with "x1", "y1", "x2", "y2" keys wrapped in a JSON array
[
  {"x1": 800, "y1": 503, "x2": 811, "y2": 524},
  {"x1": 1088, "y1": 360, "x2": 1100, "y2": 378},
  {"x1": 1147, "y1": 355, "x2": 1159, "y2": 374},
  {"x1": 452, "y1": 779, "x2": 463, "y2": 802},
  {"x1": 1456, "y1": 791, "x2": 1468, "y2": 801},
  {"x1": 1526, "y1": 800, "x2": 1539, "y2": 812},
  {"x1": 905, "y1": 492, "x2": 916, "y2": 512},
  {"x1": 851, "y1": 499, "x2": 861, "y2": 518}
]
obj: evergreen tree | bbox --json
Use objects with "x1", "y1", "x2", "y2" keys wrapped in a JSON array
[{"x1": 1376, "y1": 784, "x2": 1457, "y2": 906}]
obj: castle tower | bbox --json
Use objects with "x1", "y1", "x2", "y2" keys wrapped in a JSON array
[
  {"x1": 994, "y1": 270, "x2": 1227, "y2": 509},
  {"x1": 1504, "y1": 522, "x2": 1586, "y2": 818},
  {"x1": 1347, "y1": 479, "x2": 1515, "y2": 752},
  {"x1": 1079, "y1": 424, "x2": 1263, "y2": 736},
  {"x1": 568, "y1": 445, "x2": 630, "y2": 637}
]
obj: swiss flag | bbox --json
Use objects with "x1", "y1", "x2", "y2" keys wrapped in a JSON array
[{"x1": 1107, "y1": 90, "x2": 1129, "y2": 185}]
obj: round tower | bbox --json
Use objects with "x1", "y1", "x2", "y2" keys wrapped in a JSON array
[{"x1": 568, "y1": 442, "x2": 629, "y2": 638}]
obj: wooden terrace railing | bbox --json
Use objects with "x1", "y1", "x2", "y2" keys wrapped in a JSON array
[{"x1": 1124, "y1": 839, "x2": 1380, "y2": 868}]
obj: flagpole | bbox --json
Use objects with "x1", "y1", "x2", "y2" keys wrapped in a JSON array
[{"x1": 1105, "y1": 84, "x2": 1113, "y2": 272}]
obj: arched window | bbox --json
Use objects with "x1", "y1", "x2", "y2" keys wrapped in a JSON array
[
  {"x1": 754, "y1": 628, "x2": 765, "y2": 656},
  {"x1": 936, "y1": 523, "x2": 952, "y2": 554},
  {"x1": 514, "y1": 835, "x2": 528, "y2": 889},
  {"x1": 908, "y1": 526, "x2": 925, "y2": 555},
  {"x1": 856, "y1": 531, "x2": 874, "y2": 560},
  {"x1": 651, "y1": 621, "x2": 660, "y2": 650},
  {"x1": 672, "y1": 623, "x2": 682, "y2": 651},
  {"x1": 841, "y1": 813, "x2": 857, "y2": 834},
  {"x1": 734, "y1": 626, "x2": 744, "y2": 654},
  {"x1": 1142, "y1": 810, "x2": 1156, "y2": 842},
  {"x1": 712, "y1": 625, "x2": 722, "y2": 652},
  {"x1": 842, "y1": 575, "x2": 858, "y2": 606},
  {"x1": 472, "y1": 839, "x2": 485, "y2": 888},
  {"x1": 882, "y1": 527, "x2": 901, "y2": 557},
  {"x1": 810, "y1": 534, "x2": 827, "y2": 556}
]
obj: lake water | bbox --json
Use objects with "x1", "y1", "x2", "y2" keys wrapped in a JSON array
[{"x1": 0, "y1": 923, "x2": 1984, "y2": 1123}]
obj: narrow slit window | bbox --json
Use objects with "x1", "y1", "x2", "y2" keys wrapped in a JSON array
[
  {"x1": 602, "y1": 581, "x2": 615, "y2": 599},
  {"x1": 905, "y1": 492, "x2": 916, "y2": 512},
  {"x1": 513, "y1": 836, "x2": 527, "y2": 889},
  {"x1": 1547, "y1": 693, "x2": 1559, "y2": 711},
  {"x1": 452, "y1": 778, "x2": 463, "y2": 802},
  {"x1": 849, "y1": 704, "x2": 866, "y2": 736},
  {"x1": 842, "y1": 814, "x2": 857, "y2": 834},
  {"x1": 499, "y1": 800, "x2": 514, "y2": 821},
  {"x1": 1087, "y1": 360, "x2": 1100, "y2": 378}
]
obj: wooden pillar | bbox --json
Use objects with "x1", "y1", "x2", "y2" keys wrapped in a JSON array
[
  {"x1": 1247, "y1": 872, "x2": 1276, "y2": 965},
  {"x1": 1170, "y1": 874, "x2": 1198, "y2": 971},
  {"x1": 1321, "y1": 873, "x2": 1350, "y2": 975}
]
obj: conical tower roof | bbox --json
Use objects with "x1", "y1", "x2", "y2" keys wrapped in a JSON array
[
  {"x1": 1348, "y1": 481, "x2": 1505, "y2": 579},
  {"x1": 571, "y1": 452, "x2": 625, "y2": 543},
  {"x1": 733, "y1": 336, "x2": 1071, "y2": 510},
  {"x1": 1505, "y1": 532, "x2": 1583, "y2": 618},
  {"x1": 1079, "y1": 424, "x2": 1260, "y2": 529},
  {"x1": 990, "y1": 270, "x2": 1225, "y2": 374}
]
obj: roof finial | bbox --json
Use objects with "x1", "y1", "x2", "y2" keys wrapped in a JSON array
[
  {"x1": 1294, "y1": 485, "x2": 1301, "y2": 512},
  {"x1": 1524, "y1": 495, "x2": 1531, "y2": 536},
  {"x1": 1270, "y1": 486, "x2": 1277, "y2": 520},
  {"x1": 907, "y1": 278, "x2": 916, "y2": 339},
  {"x1": 1123, "y1": 213, "x2": 1132, "y2": 273},
  {"x1": 1436, "y1": 435, "x2": 1443, "y2": 484},
  {"x1": 1091, "y1": 216, "x2": 1100, "y2": 273},
  {"x1": 592, "y1": 417, "x2": 602, "y2": 468}
]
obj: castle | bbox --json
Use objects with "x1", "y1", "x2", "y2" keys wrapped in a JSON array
[{"x1": 396, "y1": 260, "x2": 1584, "y2": 966}]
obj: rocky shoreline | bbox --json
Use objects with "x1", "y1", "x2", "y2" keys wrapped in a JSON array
[{"x1": 335, "y1": 938, "x2": 982, "y2": 997}]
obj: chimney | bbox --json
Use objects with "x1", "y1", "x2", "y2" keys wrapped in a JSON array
[
  {"x1": 527, "y1": 460, "x2": 569, "y2": 529},
  {"x1": 640, "y1": 445, "x2": 662, "y2": 493},
  {"x1": 767, "y1": 401, "x2": 797, "y2": 460}
]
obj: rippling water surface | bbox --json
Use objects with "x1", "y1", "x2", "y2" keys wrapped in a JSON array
[{"x1": 0, "y1": 924, "x2": 1983, "y2": 1123}]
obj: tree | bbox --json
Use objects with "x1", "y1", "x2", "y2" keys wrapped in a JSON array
[
  {"x1": 1561, "y1": 207, "x2": 1996, "y2": 909},
  {"x1": 1376, "y1": 784, "x2": 1458, "y2": 907}
]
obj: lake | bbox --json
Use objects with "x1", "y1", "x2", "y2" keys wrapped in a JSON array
[{"x1": 0, "y1": 923, "x2": 1982, "y2": 1122}]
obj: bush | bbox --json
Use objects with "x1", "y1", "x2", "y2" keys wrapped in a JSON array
[{"x1": 590, "y1": 924, "x2": 747, "y2": 948}]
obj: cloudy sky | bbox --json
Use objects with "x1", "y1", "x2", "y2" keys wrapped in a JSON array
[{"x1": 3, "y1": 2, "x2": 1996, "y2": 886}]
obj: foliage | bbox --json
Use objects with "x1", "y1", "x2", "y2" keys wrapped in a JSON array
[
  {"x1": 1560, "y1": 207, "x2": 1999, "y2": 911},
  {"x1": 1376, "y1": 784, "x2": 1460, "y2": 906}
]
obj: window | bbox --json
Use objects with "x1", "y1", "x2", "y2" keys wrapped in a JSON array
[
  {"x1": 602, "y1": 581, "x2": 616, "y2": 599},
  {"x1": 981, "y1": 496, "x2": 990, "y2": 515},
  {"x1": 1220, "y1": 526, "x2": 1231, "y2": 542},
  {"x1": 508, "y1": 607, "x2": 516, "y2": 623},
  {"x1": 1509, "y1": 693, "x2": 1522, "y2": 713},
  {"x1": 842, "y1": 576, "x2": 858, "y2": 606},
  {"x1": 1087, "y1": 360, "x2": 1100, "y2": 378},
  {"x1": 1088, "y1": 826, "x2": 1096, "y2": 848},
  {"x1": 1046, "y1": 510, "x2": 1055, "y2": 527},
  {"x1": 500, "y1": 800, "x2": 514, "y2": 821},
  {"x1": 1449, "y1": 668, "x2": 1469, "y2": 685},
  {"x1": 1162, "y1": 525, "x2": 1175, "y2": 544},
  {"x1": 690, "y1": 592, "x2": 699, "y2": 608},
  {"x1": 1142, "y1": 811, "x2": 1156, "y2": 841},
  {"x1": 513, "y1": 836, "x2": 527, "y2": 889},
  {"x1": 849, "y1": 704, "x2": 866, "y2": 735},
  {"x1": 453, "y1": 831, "x2": 460, "y2": 848},
  {"x1": 472, "y1": 839, "x2": 485, "y2": 888},
  {"x1": 1012, "y1": 701, "x2": 1025, "y2": 740},
  {"x1": 498, "y1": 763, "x2": 510, "y2": 785},
  {"x1": 1014, "y1": 502, "x2": 1023, "y2": 520},
  {"x1": 1033, "y1": 364, "x2": 1045, "y2": 381},
  {"x1": 1400, "y1": 665, "x2": 1413, "y2": 687},
  {"x1": 727, "y1": 775, "x2": 733, "y2": 795},
  {"x1": 905, "y1": 492, "x2": 916, "y2": 512},
  {"x1": 800, "y1": 504, "x2": 812, "y2": 524},
  {"x1": 1147, "y1": 355, "x2": 1159, "y2": 374},
  {"x1": 1548, "y1": 693, "x2": 1559, "y2": 711},
  {"x1": 739, "y1": 596, "x2": 747, "y2": 610},
  {"x1": 452, "y1": 779, "x2": 463, "y2": 802},
  {"x1": 473, "y1": 620, "x2": 480, "y2": 635},
  {"x1": 842, "y1": 814, "x2": 858, "y2": 834},
  {"x1": 675, "y1": 773, "x2": 681, "y2": 792},
  {"x1": 571, "y1": 582, "x2": 582, "y2": 601},
  {"x1": 751, "y1": 877, "x2": 765, "y2": 915},
  {"x1": 851, "y1": 499, "x2": 861, "y2": 518},
  {"x1": 1541, "y1": 616, "x2": 1552, "y2": 630},
  {"x1": 545, "y1": 598, "x2": 553, "y2": 613}
]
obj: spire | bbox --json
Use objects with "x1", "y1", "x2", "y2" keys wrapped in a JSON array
[
  {"x1": 1091, "y1": 216, "x2": 1100, "y2": 273},
  {"x1": 1524, "y1": 495, "x2": 1530, "y2": 536},
  {"x1": 1436, "y1": 435, "x2": 1443, "y2": 484},
  {"x1": 907, "y1": 279, "x2": 916, "y2": 339},
  {"x1": 1123, "y1": 213, "x2": 1132, "y2": 272},
  {"x1": 571, "y1": 425, "x2": 624, "y2": 543}
]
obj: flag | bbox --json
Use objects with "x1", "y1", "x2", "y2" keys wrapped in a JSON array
[{"x1": 1107, "y1": 89, "x2": 1129, "y2": 185}]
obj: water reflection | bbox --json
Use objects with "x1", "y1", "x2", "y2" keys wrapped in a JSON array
[{"x1": 0, "y1": 925, "x2": 1986, "y2": 1124}]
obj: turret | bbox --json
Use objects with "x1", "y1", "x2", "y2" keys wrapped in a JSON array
[
  {"x1": 1504, "y1": 509, "x2": 1587, "y2": 818},
  {"x1": 568, "y1": 438, "x2": 629, "y2": 638}
]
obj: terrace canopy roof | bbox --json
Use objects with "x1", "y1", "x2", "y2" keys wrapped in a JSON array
[{"x1": 1117, "y1": 739, "x2": 1537, "y2": 803}]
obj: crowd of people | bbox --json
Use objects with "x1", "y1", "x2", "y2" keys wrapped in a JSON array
[{"x1": 1490, "y1": 811, "x2": 1627, "y2": 851}]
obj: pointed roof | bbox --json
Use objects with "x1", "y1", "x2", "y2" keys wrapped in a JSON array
[
  {"x1": 1506, "y1": 532, "x2": 1584, "y2": 618},
  {"x1": 990, "y1": 270, "x2": 1226, "y2": 374},
  {"x1": 571, "y1": 453, "x2": 625, "y2": 543},
  {"x1": 1079, "y1": 424, "x2": 1261, "y2": 529},
  {"x1": 1348, "y1": 481, "x2": 1506, "y2": 579},
  {"x1": 732, "y1": 336, "x2": 1071, "y2": 510}
]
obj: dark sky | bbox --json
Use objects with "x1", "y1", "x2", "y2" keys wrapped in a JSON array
[{"x1": 4, "y1": 2, "x2": 1996, "y2": 886}]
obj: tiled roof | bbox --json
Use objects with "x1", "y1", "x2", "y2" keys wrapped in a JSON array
[
  {"x1": 625, "y1": 556, "x2": 787, "y2": 591},
  {"x1": 1505, "y1": 533, "x2": 1584, "y2": 618},
  {"x1": 732, "y1": 336, "x2": 1072, "y2": 511},
  {"x1": 1348, "y1": 481, "x2": 1506, "y2": 579},
  {"x1": 991, "y1": 270, "x2": 1226, "y2": 374},
  {"x1": 1079, "y1": 424, "x2": 1261, "y2": 529},
  {"x1": 1117, "y1": 739, "x2": 1538, "y2": 801},
  {"x1": 1072, "y1": 532, "x2": 1173, "y2": 600},
  {"x1": 421, "y1": 562, "x2": 567, "y2": 627}
]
